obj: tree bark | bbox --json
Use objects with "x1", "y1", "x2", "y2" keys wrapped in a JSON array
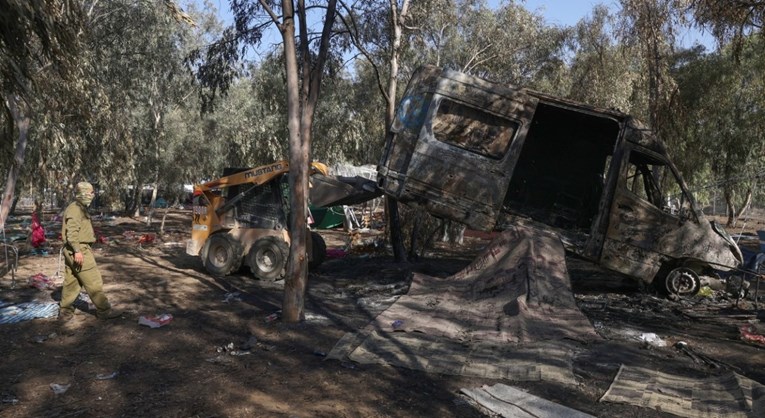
[
  {"x1": 279, "y1": 0, "x2": 338, "y2": 323},
  {"x1": 734, "y1": 188, "x2": 752, "y2": 219},
  {"x1": 280, "y1": 0, "x2": 305, "y2": 323},
  {"x1": 384, "y1": 0, "x2": 410, "y2": 263},
  {"x1": 0, "y1": 95, "x2": 31, "y2": 229},
  {"x1": 724, "y1": 187, "x2": 736, "y2": 227}
]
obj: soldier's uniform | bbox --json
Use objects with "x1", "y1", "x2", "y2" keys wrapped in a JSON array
[{"x1": 59, "y1": 182, "x2": 120, "y2": 320}]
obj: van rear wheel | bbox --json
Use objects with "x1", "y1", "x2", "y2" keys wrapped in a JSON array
[{"x1": 663, "y1": 267, "x2": 700, "y2": 296}]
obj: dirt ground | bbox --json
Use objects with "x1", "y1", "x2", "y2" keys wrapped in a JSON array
[{"x1": 0, "y1": 209, "x2": 764, "y2": 417}]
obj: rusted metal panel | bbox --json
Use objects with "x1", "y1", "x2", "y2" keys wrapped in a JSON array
[
  {"x1": 379, "y1": 66, "x2": 537, "y2": 231},
  {"x1": 378, "y1": 65, "x2": 743, "y2": 290}
]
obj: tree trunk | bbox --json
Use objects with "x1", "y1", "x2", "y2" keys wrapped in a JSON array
[
  {"x1": 384, "y1": 0, "x2": 410, "y2": 263},
  {"x1": 724, "y1": 187, "x2": 736, "y2": 227},
  {"x1": 387, "y1": 197, "x2": 406, "y2": 261},
  {"x1": 281, "y1": 0, "x2": 306, "y2": 323},
  {"x1": 280, "y1": 0, "x2": 337, "y2": 323},
  {"x1": 9, "y1": 195, "x2": 20, "y2": 217},
  {"x1": 0, "y1": 95, "x2": 31, "y2": 229},
  {"x1": 132, "y1": 185, "x2": 142, "y2": 218},
  {"x1": 734, "y1": 188, "x2": 752, "y2": 219}
]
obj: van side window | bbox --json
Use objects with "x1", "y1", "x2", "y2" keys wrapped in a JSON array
[
  {"x1": 625, "y1": 151, "x2": 690, "y2": 217},
  {"x1": 432, "y1": 99, "x2": 518, "y2": 159}
]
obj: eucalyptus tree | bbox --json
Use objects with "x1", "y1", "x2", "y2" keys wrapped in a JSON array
[
  {"x1": 407, "y1": 0, "x2": 567, "y2": 88},
  {"x1": 76, "y1": 0, "x2": 200, "y2": 216},
  {"x1": 0, "y1": 0, "x2": 85, "y2": 225},
  {"x1": 690, "y1": 0, "x2": 764, "y2": 57},
  {"x1": 567, "y1": 5, "x2": 636, "y2": 112},
  {"x1": 673, "y1": 37, "x2": 765, "y2": 225},
  {"x1": 618, "y1": 0, "x2": 687, "y2": 137}
]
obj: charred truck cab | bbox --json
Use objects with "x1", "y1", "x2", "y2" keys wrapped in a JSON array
[{"x1": 378, "y1": 65, "x2": 742, "y2": 296}]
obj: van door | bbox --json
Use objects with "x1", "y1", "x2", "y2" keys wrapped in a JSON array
[
  {"x1": 405, "y1": 92, "x2": 537, "y2": 229},
  {"x1": 599, "y1": 147, "x2": 698, "y2": 281}
]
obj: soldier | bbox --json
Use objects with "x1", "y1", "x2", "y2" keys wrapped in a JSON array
[{"x1": 58, "y1": 182, "x2": 122, "y2": 321}]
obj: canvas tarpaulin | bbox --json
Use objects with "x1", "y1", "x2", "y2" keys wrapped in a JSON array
[
  {"x1": 328, "y1": 224, "x2": 598, "y2": 382},
  {"x1": 600, "y1": 365, "x2": 765, "y2": 418}
]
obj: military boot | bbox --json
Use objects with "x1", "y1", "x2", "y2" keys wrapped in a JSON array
[
  {"x1": 58, "y1": 309, "x2": 75, "y2": 322},
  {"x1": 97, "y1": 309, "x2": 123, "y2": 320}
]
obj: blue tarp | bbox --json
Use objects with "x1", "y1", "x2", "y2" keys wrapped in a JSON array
[{"x1": 0, "y1": 302, "x2": 59, "y2": 324}]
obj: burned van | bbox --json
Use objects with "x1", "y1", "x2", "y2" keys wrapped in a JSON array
[{"x1": 377, "y1": 65, "x2": 742, "y2": 295}]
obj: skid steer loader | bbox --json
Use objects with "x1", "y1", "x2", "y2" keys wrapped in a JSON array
[{"x1": 187, "y1": 160, "x2": 331, "y2": 280}]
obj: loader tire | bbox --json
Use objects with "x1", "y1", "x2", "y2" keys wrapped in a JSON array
[
  {"x1": 309, "y1": 232, "x2": 327, "y2": 269},
  {"x1": 201, "y1": 234, "x2": 243, "y2": 276},
  {"x1": 248, "y1": 236, "x2": 289, "y2": 281}
]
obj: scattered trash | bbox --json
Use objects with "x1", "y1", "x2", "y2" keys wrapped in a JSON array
[
  {"x1": 27, "y1": 273, "x2": 55, "y2": 290},
  {"x1": 674, "y1": 341, "x2": 729, "y2": 369},
  {"x1": 264, "y1": 311, "x2": 281, "y2": 323},
  {"x1": 49, "y1": 383, "x2": 71, "y2": 395},
  {"x1": 0, "y1": 302, "x2": 59, "y2": 325},
  {"x1": 313, "y1": 349, "x2": 327, "y2": 357},
  {"x1": 391, "y1": 319, "x2": 404, "y2": 330},
  {"x1": 1, "y1": 395, "x2": 19, "y2": 405},
  {"x1": 31, "y1": 333, "x2": 57, "y2": 344},
  {"x1": 638, "y1": 332, "x2": 667, "y2": 348},
  {"x1": 697, "y1": 286, "x2": 714, "y2": 297},
  {"x1": 74, "y1": 292, "x2": 95, "y2": 311},
  {"x1": 739, "y1": 324, "x2": 765, "y2": 346},
  {"x1": 216, "y1": 342, "x2": 251, "y2": 356},
  {"x1": 304, "y1": 312, "x2": 331, "y2": 323},
  {"x1": 137, "y1": 234, "x2": 155, "y2": 245},
  {"x1": 95, "y1": 372, "x2": 118, "y2": 380},
  {"x1": 222, "y1": 292, "x2": 242, "y2": 303},
  {"x1": 217, "y1": 342, "x2": 235, "y2": 353},
  {"x1": 138, "y1": 313, "x2": 173, "y2": 328}
]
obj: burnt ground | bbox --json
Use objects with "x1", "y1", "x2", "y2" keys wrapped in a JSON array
[{"x1": 0, "y1": 209, "x2": 764, "y2": 418}]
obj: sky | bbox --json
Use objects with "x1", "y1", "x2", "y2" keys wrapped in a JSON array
[
  {"x1": 520, "y1": 0, "x2": 715, "y2": 48},
  {"x1": 200, "y1": 0, "x2": 716, "y2": 51}
]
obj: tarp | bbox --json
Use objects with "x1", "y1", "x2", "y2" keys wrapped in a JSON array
[
  {"x1": 328, "y1": 224, "x2": 598, "y2": 382},
  {"x1": 600, "y1": 365, "x2": 765, "y2": 418},
  {"x1": 309, "y1": 174, "x2": 382, "y2": 208},
  {"x1": 0, "y1": 302, "x2": 59, "y2": 324},
  {"x1": 366, "y1": 224, "x2": 598, "y2": 343}
]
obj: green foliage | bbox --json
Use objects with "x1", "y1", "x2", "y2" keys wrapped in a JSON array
[{"x1": 3, "y1": 0, "x2": 765, "y2": 216}]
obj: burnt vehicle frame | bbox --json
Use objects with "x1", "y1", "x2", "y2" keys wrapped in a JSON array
[{"x1": 378, "y1": 65, "x2": 743, "y2": 295}]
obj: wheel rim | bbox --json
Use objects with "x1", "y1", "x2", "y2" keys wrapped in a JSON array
[
  {"x1": 665, "y1": 268, "x2": 700, "y2": 296},
  {"x1": 256, "y1": 248, "x2": 278, "y2": 273},
  {"x1": 211, "y1": 243, "x2": 230, "y2": 268}
]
